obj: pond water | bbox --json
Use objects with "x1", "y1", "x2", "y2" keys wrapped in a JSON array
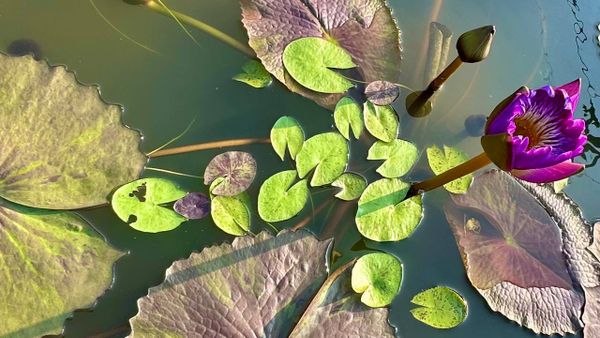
[{"x1": 1, "y1": 0, "x2": 599, "y2": 337}]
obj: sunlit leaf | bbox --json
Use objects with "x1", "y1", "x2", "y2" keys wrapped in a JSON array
[
  {"x1": 365, "y1": 81, "x2": 400, "y2": 106},
  {"x1": 0, "y1": 54, "x2": 145, "y2": 209},
  {"x1": 204, "y1": 151, "x2": 257, "y2": 196},
  {"x1": 363, "y1": 102, "x2": 399, "y2": 143},
  {"x1": 174, "y1": 192, "x2": 211, "y2": 220},
  {"x1": 410, "y1": 286, "x2": 467, "y2": 329},
  {"x1": 296, "y1": 132, "x2": 349, "y2": 187},
  {"x1": 283, "y1": 37, "x2": 355, "y2": 94},
  {"x1": 270, "y1": 116, "x2": 305, "y2": 160},
  {"x1": 427, "y1": 145, "x2": 473, "y2": 194},
  {"x1": 332, "y1": 172, "x2": 367, "y2": 201},
  {"x1": 211, "y1": 193, "x2": 251, "y2": 236},
  {"x1": 129, "y1": 230, "x2": 395, "y2": 337},
  {"x1": 334, "y1": 97, "x2": 363, "y2": 140},
  {"x1": 258, "y1": 170, "x2": 309, "y2": 222},
  {"x1": 0, "y1": 203, "x2": 123, "y2": 337},
  {"x1": 553, "y1": 178, "x2": 569, "y2": 193},
  {"x1": 368, "y1": 140, "x2": 418, "y2": 178},
  {"x1": 111, "y1": 178, "x2": 187, "y2": 233},
  {"x1": 233, "y1": 60, "x2": 272, "y2": 88},
  {"x1": 356, "y1": 178, "x2": 423, "y2": 242},
  {"x1": 351, "y1": 253, "x2": 402, "y2": 307}
]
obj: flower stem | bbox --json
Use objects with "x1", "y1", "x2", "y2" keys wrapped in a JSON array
[
  {"x1": 147, "y1": 137, "x2": 271, "y2": 158},
  {"x1": 411, "y1": 152, "x2": 492, "y2": 194},
  {"x1": 144, "y1": 0, "x2": 255, "y2": 57}
]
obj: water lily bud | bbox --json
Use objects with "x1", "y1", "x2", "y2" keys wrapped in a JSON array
[{"x1": 457, "y1": 25, "x2": 496, "y2": 63}]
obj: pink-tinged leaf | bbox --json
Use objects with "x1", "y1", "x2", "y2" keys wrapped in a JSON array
[
  {"x1": 204, "y1": 151, "x2": 257, "y2": 196},
  {"x1": 365, "y1": 80, "x2": 400, "y2": 106},
  {"x1": 240, "y1": 0, "x2": 401, "y2": 108},
  {"x1": 584, "y1": 286, "x2": 600, "y2": 338},
  {"x1": 173, "y1": 192, "x2": 211, "y2": 220}
]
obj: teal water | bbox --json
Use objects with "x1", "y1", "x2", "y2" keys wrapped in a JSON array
[{"x1": 1, "y1": 0, "x2": 599, "y2": 337}]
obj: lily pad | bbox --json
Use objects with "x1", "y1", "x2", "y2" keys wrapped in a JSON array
[
  {"x1": 356, "y1": 178, "x2": 423, "y2": 242},
  {"x1": 233, "y1": 60, "x2": 272, "y2": 88},
  {"x1": 111, "y1": 178, "x2": 187, "y2": 233},
  {"x1": 296, "y1": 132, "x2": 349, "y2": 187},
  {"x1": 0, "y1": 54, "x2": 145, "y2": 209},
  {"x1": 427, "y1": 145, "x2": 473, "y2": 194},
  {"x1": 365, "y1": 81, "x2": 400, "y2": 106},
  {"x1": 332, "y1": 172, "x2": 367, "y2": 201},
  {"x1": 211, "y1": 193, "x2": 251, "y2": 236},
  {"x1": 258, "y1": 170, "x2": 309, "y2": 222},
  {"x1": 368, "y1": 140, "x2": 418, "y2": 178},
  {"x1": 334, "y1": 97, "x2": 364, "y2": 140},
  {"x1": 363, "y1": 102, "x2": 399, "y2": 142},
  {"x1": 204, "y1": 151, "x2": 257, "y2": 197},
  {"x1": 283, "y1": 37, "x2": 355, "y2": 94},
  {"x1": 0, "y1": 203, "x2": 123, "y2": 337},
  {"x1": 241, "y1": 0, "x2": 402, "y2": 107},
  {"x1": 174, "y1": 192, "x2": 211, "y2": 220},
  {"x1": 351, "y1": 253, "x2": 402, "y2": 307},
  {"x1": 270, "y1": 116, "x2": 305, "y2": 160},
  {"x1": 129, "y1": 230, "x2": 395, "y2": 337},
  {"x1": 410, "y1": 286, "x2": 468, "y2": 329}
]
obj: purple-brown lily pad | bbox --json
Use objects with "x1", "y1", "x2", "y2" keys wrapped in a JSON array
[
  {"x1": 173, "y1": 192, "x2": 211, "y2": 220},
  {"x1": 204, "y1": 151, "x2": 257, "y2": 196},
  {"x1": 240, "y1": 0, "x2": 402, "y2": 108},
  {"x1": 129, "y1": 230, "x2": 395, "y2": 337},
  {"x1": 365, "y1": 81, "x2": 400, "y2": 106}
]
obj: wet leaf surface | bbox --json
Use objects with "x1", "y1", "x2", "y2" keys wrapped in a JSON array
[
  {"x1": 0, "y1": 54, "x2": 145, "y2": 209},
  {"x1": 270, "y1": 116, "x2": 305, "y2": 161},
  {"x1": 296, "y1": 132, "x2": 349, "y2": 187},
  {"x1": 363, "y1": 102, "x2": 399, "y2": 143},
  {"x1": 410, "y1": 286, "x2": 467, "y2": 329},
  {"x1": 332, "y1": 172, "x2": 367, "y2": 201},
  {"x1": 368, "y1": 140, "x2": 418, "y2": 178},
  {"x1": 204, "y1": 151, "x2": 257, "y2": 197},
  {"x1": 211, "y1": 193, "x2": 251, "y2": 236},
  {"x1": 173, "y1": 192, "x2": 211, "y2": 220},
  {"x1": 334, "y1": 97, "x2": 364, "y2": 140},
  {"x1": 258, "y1": 170, "x2": 309, "y2": 222},
  {"x1": 111, "y1": 178, "x2": 187, "y2": 233},
  {"x1": 0, "y1": 202, "x2": 123, "y2": 337},
  {"x1": 351, "y1": 253, "x2": 402, "y2": 307},
  {"x1": 427, "y1": 145, "x2": 473, "y2": 194},
  {"x1": 233, "y1": 60, "x2": 272, "y2": 88},
  {"x1": 365, "y1": 81, "x2": 400, "y2": 105}
]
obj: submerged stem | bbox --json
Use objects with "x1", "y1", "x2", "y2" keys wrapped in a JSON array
[{"x1": 147, "y1": 137, "x2": 271, "y2": 158}]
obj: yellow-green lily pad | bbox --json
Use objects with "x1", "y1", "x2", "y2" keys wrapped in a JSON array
[
  {"x1": 332, "y1": 173, "x2": 367, "y2": 201},
  {"x1": 296, "y1": 132, "x2": 349, "y2": 187},
  {"x1": 334, "y1": 97, "x2": 363, "y2": 140},
  {"x1": 363, "y1": 102, "x2": 399, "y2": 142},
  {"x1": 410, "y1": 286, "x2": 468, "y2": 329},
  {"x1": 351, "y1": 253, "x2": 402, "y2": 308},
  {"x1": 368, "y1": 140, "x2": 419, "y2": 178},
  {"x1": 426, "y1": 145, "x2": 473, "y2": 194},
  {"x1": 258, "y1": 170, "x2": 309, "y2": 222},
  {"x1": 270, "y1": 116, "x2": 305, "y2": 161}
]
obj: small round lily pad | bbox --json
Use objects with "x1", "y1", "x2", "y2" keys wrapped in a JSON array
[
  {"x1": 174, "y1": 192, "x2": 211, "y2": 220},
  {"x1": 410, "y1": 286, "x2": 468, "y2": 329},
  {"x1": 204, "y1": 151, "x2": 257, "y2": 197},
  {"x1": 258, "y1": 170, "x2": 309, "y2": 222},
  {"x1": 332, "y1": 173, "x2": 367, "y2": 201},
  {"x1": 365, "y1": 81, "x2": 400, "y2": 106},
  {"x1": 351, "y1": 253, "x2": 402, "y2": 308}
]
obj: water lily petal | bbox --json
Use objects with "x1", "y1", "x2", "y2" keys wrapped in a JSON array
[
  {"x1": 510, "y1": 160, "x2": 584, "y2": 183},
  {"x1": 557, "y1": 79, "x2": 581, "y2": 110},
  {"x1": 486, "y1": 95, "x2": 527, "y2": 135}
]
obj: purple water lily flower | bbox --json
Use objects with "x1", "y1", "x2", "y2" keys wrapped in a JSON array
[{"x1": 481, "y1": 79, "x2": 587, "y2": 183}]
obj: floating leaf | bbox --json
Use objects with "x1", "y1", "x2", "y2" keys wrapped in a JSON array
[
  {"x1": 410, "y1": 286, "x2": 467, "y2": 329},
  {"x1": 270, "y1": 116, "x2": 305, "y2": 160},
  {"x1": 363, "y1": 102, "x2": 399, "y2": 142},
  {"x1": 365, "y1": 81, "x2": 400, "y2": 105},
  {"x1": 351, "y1": 253, "x2": 402, "y2": 307},
  {"x1": 241, "y1": 0, "x2": 402, "y2": 107},
  {"x1": 174, "y1": 192, "x2": 211, "y2": 220},
  {"x1": 553, "y1": 177, "x2": 569, "y2": 193},
  {"x1": 427, "y1": 145, "x2": 473, "y2": 194},
  {"x1": 233, "y1": 60, "x2": 272, "y2": 88},
  {"x1": 283, "y1": 37, "x2": 355, "y2": 94},
  {"x1": 334, "y1": 97, "x2": 363, "y2": 140},
  {"x1": 258, "y1": 170, "x2": 309, "y2": 222},
  {"x1": 111, "y1": 178, "x2": 187, "y2": 233},
  {"x1": 356, "y1": 178, "x2": 423, "y2": 242},
  {"x1": 368, "y1": 140, "x2": 418, "y2": 178},
  {"x1": 204, "y1": 151, "x2": 257, "y2": 196},
  {"x1": 0, "y1": 203, "x2": 123, "y2": 337},
  {"x1": 332, "y1": 173, "x2": 367, "y2": 201},
  {"x1": 0, "y1": 54, "x2": 145, "y2": 209},
  {"x1": 129, "y1": 230, "x2": 395, "y2": 337},
  {"x1": 296, "y1": 132, "x2": 349, "y2": 187},
  {"x1": 211, "y1": 193, "x2": 251, "y2": 236}
]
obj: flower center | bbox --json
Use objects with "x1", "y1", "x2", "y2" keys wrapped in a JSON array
[{"x1": 513, "y1": 116, "x2": 543, "y2": 149}]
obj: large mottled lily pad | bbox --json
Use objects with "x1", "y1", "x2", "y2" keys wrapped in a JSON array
[
  {"x1": 0, "y1": 54, "x2": 145, "y2": 209},
  {"x1": 296, "y1": 132, "x2": 349, "y2": 187},
  {"x1": 241, "y1": 0, "x2": 402, "y2": 107},
  {"x1": 129, "y1": 230, "x2": 395, "y2": 337},
  {"x1": 0, "y1": 202, "x2": 123, "y2": 337}
]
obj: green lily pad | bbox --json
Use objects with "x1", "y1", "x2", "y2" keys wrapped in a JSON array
[
  {"x1": 211, "y1": 193, "x2": 251, "y2": 236},
  {"x1": 356, "y1": 178, "x2": 423, "y2": 242},
  {"x1": 0, "y1": 54, "x2": 145, "y2": 210},
  {"x1": 363, "y1": 102, "x2": 399, "y2": 142},
  {"x1": 233, "y1": 60, "x2": 272, "y2": 88},
  {"x1": 111, "y1": 178, "x2": 187, "y2": 233},
  {"x1": 270, "y1": 116, "x2": 305, "y2": 160},
  {"x1": 410, "y1": 286, "x2": 468, "y2": 329},
  {"x1": 282, "y1": 37, "x2": 356, "y2": 94},
  {"x1": 258, "y1": 170, "x2": 309, "y2": 222},
  {"x1": 427, "y1": 145, "x2": 473, "y2": 194},
  {"x1": 334, "y1": 97, "x2": 363, "y2": 140},
  {"x1": 0, "y1": 202, "x2": 123, "y2": 337},
  {"x1": 351, "y1": 253, "x2": 402, "y2": 308},
  {"x1": 296, "y1": 132, "x2": 349, "y2": 187},
  {"x1": 368, "y1": 140, "x2": 419, "y2": 178},
  {"x1": 204, "y1": 151, "x2": 257, "y2": 197},
  {"x1": 332, "y1": 173, "x2": 367, "y2": 201}
]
